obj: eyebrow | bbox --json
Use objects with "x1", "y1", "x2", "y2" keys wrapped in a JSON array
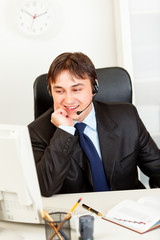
[{"x1": 52, "y1": 83, "x2": 84, "y2": 89}]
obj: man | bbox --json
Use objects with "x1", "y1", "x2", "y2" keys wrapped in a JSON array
[{"x1": 28, "y1": 52, "x2": 160, "y2": 197}]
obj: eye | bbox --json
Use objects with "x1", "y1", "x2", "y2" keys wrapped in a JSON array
[
  {"x1": 54, "y1": 88, "x2": 64, "y2": 94},
  {"x1": 73, "y1": 87, "x2": 82, "y2": 92}
]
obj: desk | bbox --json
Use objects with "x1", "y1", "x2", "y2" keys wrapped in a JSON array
[{"x1": 0, "y1": 189, "x2": 160, "y2": 240}]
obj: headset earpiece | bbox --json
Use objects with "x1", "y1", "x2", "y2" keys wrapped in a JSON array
[
  {"x1": 47, "y1": 85, "x2": 52, "y2": 96},
  {"x1": 92, "y1": 79, "x2": 99, "y2": 94}
]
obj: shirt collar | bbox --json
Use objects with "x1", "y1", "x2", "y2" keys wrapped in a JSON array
[{"x1": 74, "y1": 104, "x2": 96, "y2": 131}]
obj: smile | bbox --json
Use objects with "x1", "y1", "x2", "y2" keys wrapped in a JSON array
[{"x1": 65, "y1": 105, "x2": 79, "y2": 111}]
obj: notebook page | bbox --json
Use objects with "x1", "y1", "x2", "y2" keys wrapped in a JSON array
[{"x1": 106, "y1": 199, "x2": 160, "y2": 233}]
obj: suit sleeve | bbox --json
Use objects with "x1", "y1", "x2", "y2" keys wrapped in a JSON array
[
  {"x1": 28, "y1": 126, "x2": 77, "y2": 196},
  {"x1": 134, "y1": 106, "x2": 160, "y2": 188}
]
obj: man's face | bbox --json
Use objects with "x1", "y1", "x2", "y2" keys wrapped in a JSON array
[{"x1": 51, "y1": 70, "x2": 93, "y2": 122}]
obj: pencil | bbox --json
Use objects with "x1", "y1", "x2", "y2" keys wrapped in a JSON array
[
  {"x1": 70, "y1": 197, "x2": 82, "y2": 213},
  {"x1": 42, "y1": 209, "x2": 64, "y2": 240},
  {"x1": 42, "y1": 209, "x2": 70, "y2": 240},
  {"x1": 50, "y1": 197, "x2": 82, "y2": 239},
  {"x1": 82, "y1": 203, "x2": 103, "y2": 216}
]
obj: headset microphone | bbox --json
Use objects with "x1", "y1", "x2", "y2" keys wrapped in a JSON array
[
  {"x1": 77, "y1": 79, "x2": 99, "y2": 115},
  {"x1": 77, "y1": 101, "x2": 92, "y2": 115}
]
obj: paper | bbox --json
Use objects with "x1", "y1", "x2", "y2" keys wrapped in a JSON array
[{"x1": 102, "y1": 195, "x2": 160, "y2": 234}]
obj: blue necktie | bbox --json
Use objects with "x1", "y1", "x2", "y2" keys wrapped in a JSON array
[{"x1": 75, "y1": 122, "x2": 110, "y2": 191}]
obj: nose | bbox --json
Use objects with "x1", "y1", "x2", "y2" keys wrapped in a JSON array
[{"x1": 64, "y1": 91, "x2": 74, "y2": 104}]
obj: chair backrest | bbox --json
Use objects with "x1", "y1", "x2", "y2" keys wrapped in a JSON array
[{"x1": 33, "y1": 67, "x2": 132, "y2": 119}]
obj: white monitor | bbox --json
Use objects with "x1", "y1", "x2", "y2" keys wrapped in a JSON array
[{"x1": 0, "y1": 124, "x2": 43, "y2": 223}]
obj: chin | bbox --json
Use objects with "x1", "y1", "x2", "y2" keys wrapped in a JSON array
[
  {"x1": 72, "y1": 113, "x2": 80, "y2": 120},
  {"x1": 76, "y1": 113, "x2": 87, "y2": 122},
  {"x1": 68, "y1": 112, "x2": 81, "y2": 121}
]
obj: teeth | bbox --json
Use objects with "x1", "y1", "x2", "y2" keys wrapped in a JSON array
[
  {"x1": 66, "y1": 106, "x2": 78, "y2": 110},
  {"x1": 67, "y1": 106, "x2": 76, "y2": 109}
]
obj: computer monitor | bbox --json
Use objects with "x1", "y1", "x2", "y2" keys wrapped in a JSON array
[{"x1": 0, "y1": 124, "x2": 43, "y2": 223}]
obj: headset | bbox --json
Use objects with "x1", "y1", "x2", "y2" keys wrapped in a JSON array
[
  {"x1": 48, "y1": 79, "x2": 99, "y2": 96},
  {"x1": 92, "y1": 79, "x2": 99, "y2": 94},
  {"x1": 47, "y1": 78, "x2": 99, "y2": 115},
  {"x1": 77, "y1": 79, "x2": 99, "y2": 115}
]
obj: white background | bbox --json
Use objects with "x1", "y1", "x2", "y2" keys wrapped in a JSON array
[
  {"x1": 0, "y1": 0, "x2": 117, "y2": 125},
  {"x1": 0, "y1": 0, "x2": 160, "y2": 149}
]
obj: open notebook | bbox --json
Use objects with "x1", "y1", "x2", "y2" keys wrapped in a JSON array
[{"x1": 103, "y1": 195, "x2": 160, "y2": 234}]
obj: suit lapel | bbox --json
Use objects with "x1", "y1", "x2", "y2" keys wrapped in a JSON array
[
  {"x1": 94, "y1": 102, "x2": 119, "y2": 184},
  {"x1": 74, "y1": 101, "x2": 120, "y2": 188}
]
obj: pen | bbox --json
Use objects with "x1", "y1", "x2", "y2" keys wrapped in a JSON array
[{"x1": 82, "y1": 203, "x2": 103, "y2": 216}]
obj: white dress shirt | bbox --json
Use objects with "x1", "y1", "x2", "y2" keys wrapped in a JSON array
[{"x1": 59, "y1": 104, "x2": 102, "y2": 159}]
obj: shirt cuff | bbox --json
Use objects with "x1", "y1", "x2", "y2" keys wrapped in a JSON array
[{"x1": 59, "y1": 125, "x2": 76, "y2": 135}]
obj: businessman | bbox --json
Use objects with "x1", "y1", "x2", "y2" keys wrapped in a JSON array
[{"x1": 28, "y1": 52, "x2": 160, "y2": 197}]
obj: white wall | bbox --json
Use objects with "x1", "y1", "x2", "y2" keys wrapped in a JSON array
[
  {"x1": 0, "y1": 0, "x2": 117, "y2": 125},
  {"x1": 113, "y1": 0, "x2": 160, "y2": 149},
  {"x1": 128, "y1": 0, "x2": 160, "y2": 148}
]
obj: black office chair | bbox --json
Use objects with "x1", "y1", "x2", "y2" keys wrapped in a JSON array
[{"x1": 33, "y1": 67, "x2": 132, "y2": 119}]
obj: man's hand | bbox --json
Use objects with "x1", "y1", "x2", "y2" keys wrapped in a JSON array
[{"x1": 51, "y1": 108, "x2": 74, "y2": 127}]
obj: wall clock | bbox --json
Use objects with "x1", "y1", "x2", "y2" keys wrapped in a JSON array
[{"x1": 17, "y1": 0, "x2": 51, "y2": 36}]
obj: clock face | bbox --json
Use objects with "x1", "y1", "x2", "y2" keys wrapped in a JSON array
[{"x1": 18, "y1": 1, "x2": 50, "y2": 35}]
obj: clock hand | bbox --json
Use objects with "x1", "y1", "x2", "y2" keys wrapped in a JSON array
[
  {"x1": 36, "y1": 11, "x2": 48, "y2": 18},
  {"x1": 21, "y1": 9, "x2": 33, "y2": 18},
  {"x1": 30, "y1": 13, "x2": 37, "y2": 31}
]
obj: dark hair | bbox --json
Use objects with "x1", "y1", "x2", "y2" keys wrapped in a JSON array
[{"x1": 47, "y1": 52, "x2": 97, "y2": 92}]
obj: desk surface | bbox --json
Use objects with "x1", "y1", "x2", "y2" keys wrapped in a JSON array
[{"x1": 0, "y1": 188, "x2": 160, "y2": 240}]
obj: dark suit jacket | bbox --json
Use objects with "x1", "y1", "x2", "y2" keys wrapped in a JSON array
[{"x1": 28, "y1": 101, "x2": 160, "y2": 196}]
